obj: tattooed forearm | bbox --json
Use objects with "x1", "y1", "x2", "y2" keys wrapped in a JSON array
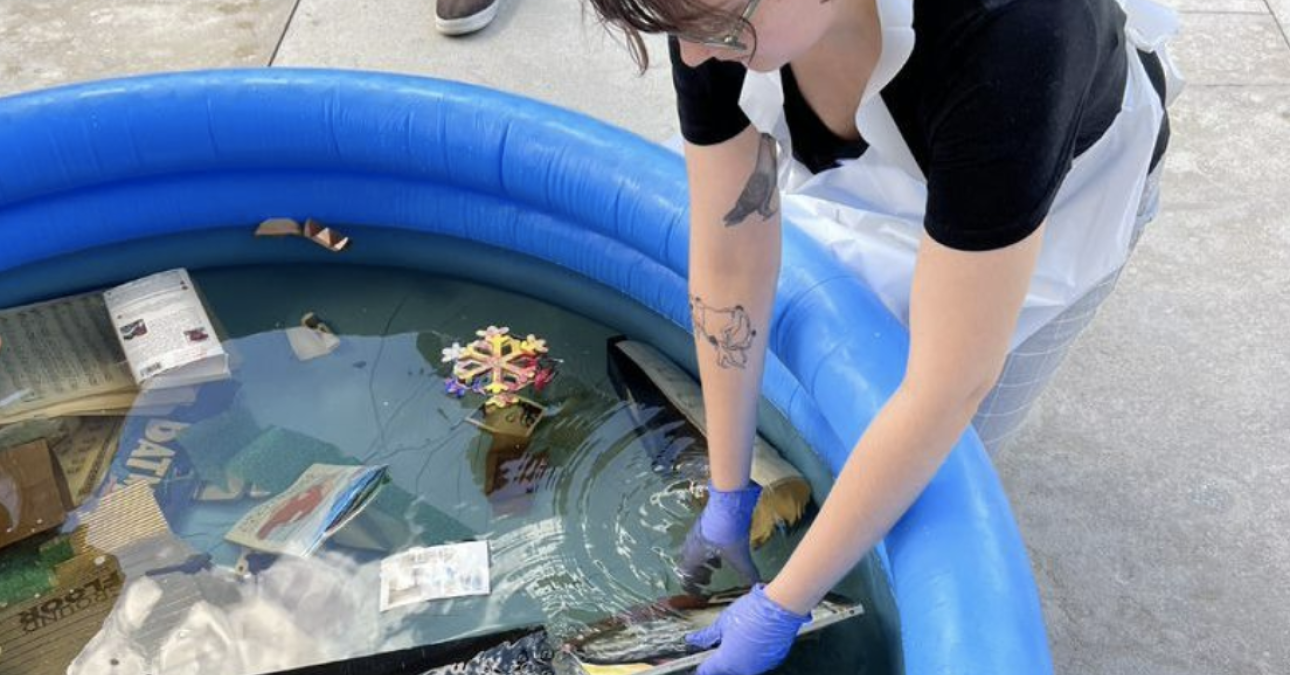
[
  {"x1": 691, "y1": 295, "x2": 758, "y2": 369},
  {"x1": 722, "y1": 133, "x2": 780, "y2": 227}
]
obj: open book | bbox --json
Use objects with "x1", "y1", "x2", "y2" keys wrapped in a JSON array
[
  {"x1": 225, "y1": 463, "x2": 389, "y2": 557},
  {"x1": 0, "y1": 269, "x2": 229, "y2": 425}
]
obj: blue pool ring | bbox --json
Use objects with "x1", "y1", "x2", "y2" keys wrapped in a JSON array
[{"x1": 0, "y1": 70, "x2": 1051, "y2": 675}]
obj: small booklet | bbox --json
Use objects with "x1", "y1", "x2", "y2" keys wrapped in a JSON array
[
  {"x1": 0, "y1": 268, "x2": 227, "y2": 425},
  {"x1": 102, "y1": 268, "x2": 229, "y2": 390},
  {"x1": 225, "y1": 463, "x2": 388, "y2": 557},
  {"x1": 379, "y1": 541, "x2": 491, "y2": 612}
]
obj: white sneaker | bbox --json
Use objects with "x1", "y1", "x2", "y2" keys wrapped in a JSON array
[{"x1": 435, "y1": 0, "x2": 500, "y2": 36}]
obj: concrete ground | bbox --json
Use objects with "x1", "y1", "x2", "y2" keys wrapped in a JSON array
[{"x1": 1, "y1": 1, "x2": 1286, "y2": 673}]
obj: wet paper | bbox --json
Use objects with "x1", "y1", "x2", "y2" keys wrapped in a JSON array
[
  {"x1": 0, "y1": 293, "x2": 137, "y2": 425},
  {"x1": 380, "y1": 541, "x2": 491, "y2": 612}
]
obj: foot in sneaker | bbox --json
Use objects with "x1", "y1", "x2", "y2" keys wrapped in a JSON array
[{"x1": 435, "y1": 0, "x2": 499, "y2": 36}]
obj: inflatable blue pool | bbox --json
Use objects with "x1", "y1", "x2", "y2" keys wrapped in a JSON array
[{"x1": 0, "y1": 70, "x2": 1051, "y2": 674}]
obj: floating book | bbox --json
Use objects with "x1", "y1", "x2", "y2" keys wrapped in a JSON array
[
  {"x1": 225, "y1": 463, "x2": 388, "y2": 557},
  {"x1": 0, "y1": 268, "x2": 228, "y2": 425},
  {"x1": 102, "y1": 268, "x2": 229, "y2": 390}
]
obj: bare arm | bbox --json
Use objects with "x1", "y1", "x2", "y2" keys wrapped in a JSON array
[
  {"x1": 685, "y1": 126, "x2": 782, "y2": 491},
  {"x1": 765, "y1": 223, "x2": 1046, "y2": 614}
]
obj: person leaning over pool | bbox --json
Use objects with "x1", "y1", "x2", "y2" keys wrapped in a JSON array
[{"x1": 586, "y1": 0, "x2": 1180, "y2": 672}]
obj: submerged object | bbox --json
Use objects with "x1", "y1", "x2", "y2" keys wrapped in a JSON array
[
  {"x1": 464, "y1": 393, "x2": 548, "y2": 516},
  {"x1": 554, "y1": 589, "x2": 863, "y2": 675},
  {"x1": 286, "y1": 312, "x2": 342, "y2": 361},
  {"x1": 606, "y1": 338, "x2": 812, "y2": 547}
]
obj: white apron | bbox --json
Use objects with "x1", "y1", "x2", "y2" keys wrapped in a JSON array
[{"x1": 741, "y1": 0, "x2": 1184, "y2": 349}]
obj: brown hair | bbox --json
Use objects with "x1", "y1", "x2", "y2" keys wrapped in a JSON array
[{"x1": 584, "y1": 0, "x2": 752, "y2": 73}]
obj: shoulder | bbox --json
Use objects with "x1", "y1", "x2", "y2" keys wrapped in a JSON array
[
  {"x1": 911, "y1": 0, "x2": 1108, "y2": 52},
  {"x1": 668, "y1": 37, "x2": 752, "y2": 146},
  {"x1": 904, "y1": 0, "x2": 1115, "y2": 108},
  {"x1": 912, "y1": 0, "x2": 1127, "y2": 250}
]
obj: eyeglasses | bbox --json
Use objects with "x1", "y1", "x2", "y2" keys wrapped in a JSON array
[{"x1": 678, "y1": 0, "x2": 763, "y2": 52}]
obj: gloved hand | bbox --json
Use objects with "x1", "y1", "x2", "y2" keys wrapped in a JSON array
[
  {"x1": 680, "y1": 482, "x2": 762, "y2": 595},
  {"x1": 686, "y1": 583, "x2": 811, "y2": 675}
]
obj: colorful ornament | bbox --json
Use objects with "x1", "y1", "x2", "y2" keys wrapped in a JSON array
[
  {"x1": 444, "y1": 326, "x2": 558, "y2": 408},
  {"x1": 441, "y1": 342, "x2": 466, "y2": 363}
]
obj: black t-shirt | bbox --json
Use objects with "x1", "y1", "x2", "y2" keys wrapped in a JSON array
[{"x1": 670, "y1": 0, "x2": 1170, "y2": 251}]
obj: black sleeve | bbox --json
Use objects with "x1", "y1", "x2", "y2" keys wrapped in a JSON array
[
  {"x1": 668, "y1": 37, "x2": 752, "y2": 146},
  {"x1": 922, "y1": 1, "x2": 1102, "y2": 251}
]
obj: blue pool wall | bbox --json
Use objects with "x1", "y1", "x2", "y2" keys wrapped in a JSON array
[{"x1": 0, "y1": 70, "x2": 1052, "y2": 675}]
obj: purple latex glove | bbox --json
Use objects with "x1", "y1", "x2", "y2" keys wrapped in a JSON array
[
  {"x1": 680, "y1": 482, "x2": 762, "y2": 595},
  {"x1": 686, "y1": 583, "x2": 811, "y2": 675}
]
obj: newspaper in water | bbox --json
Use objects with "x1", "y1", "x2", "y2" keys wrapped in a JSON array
[
  {"x1": 225, "y1": 463, "x2": 388, "y2": 557},
  {"x1": 102, "y1": 268, "x2": 229, "y2": 389},
  {"x1": 0, "y1": 292, "x2": 137, "y2": 424},
  {"x1": 380, "y1": 541, "x2": 491, "y2": 612}
]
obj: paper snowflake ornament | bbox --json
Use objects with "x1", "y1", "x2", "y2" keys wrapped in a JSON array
[{"x1": 443, "y1": 326, "x2": 557, "y2": 408}]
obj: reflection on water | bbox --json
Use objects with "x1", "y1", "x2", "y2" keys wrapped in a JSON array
[
  {"x1": 0, "y1": 265, "x2": 890, "y2": 675},
  {"x1": 72, "y1": 551, "x2": 382, "y2": 674}
]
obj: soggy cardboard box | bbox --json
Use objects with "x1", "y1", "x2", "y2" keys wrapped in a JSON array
[{"x1": 0, "y1": 441, "x2": 73, "y2": 551}]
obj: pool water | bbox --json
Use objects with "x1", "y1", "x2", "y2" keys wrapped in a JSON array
[{"x1": 1, "y1": 261, "x2": 896, "y2": 675}]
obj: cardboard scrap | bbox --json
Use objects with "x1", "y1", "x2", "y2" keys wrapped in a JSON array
[
  {"x1": 255, "y1": 218, "x2": 303, "y2": 237},
  {"x1": 0, "y1": 489, "x2": 142, "y2": 675},
  {"x1": 303, "y1": 218, "x2": 350, "y2": 252},
  {"x1": 0, "y1": 441, "x2": 74, "y2": 551},
  {"x1": 255, "y1": 217, "x2": 350, "y2": 251},
  {"x1": 0, "y1": 550, "x2": 124, "y2": 675}
]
